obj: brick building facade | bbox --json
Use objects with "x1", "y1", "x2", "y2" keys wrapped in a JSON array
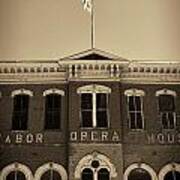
[{"x1": 0, "y1": 48, "x2": 180, "y2": 180}]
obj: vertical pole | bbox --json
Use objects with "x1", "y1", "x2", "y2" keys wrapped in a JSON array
[{"x1": 91, "y1": 0, "x2": 95, "y2": 49}]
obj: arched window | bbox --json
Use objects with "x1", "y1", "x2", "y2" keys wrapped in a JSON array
[
  {"x1": 98, "y1": 168, "x2": 110, "y2": 180},
  {"x1": 43, "y1": 89, "x2": 65, "y2": 130},
  {"x1": 124, "y1": 163, "x2": 157, "y2": 180},
  {"x1": 75, "y1": 152, "x2": 117, "y2": 179},
  {"x1": 41, "y1": 170, "x2": 62, "y2": 180},
  {"x1": 82, "y1": 168, "x2": 93, "y2": 180},
  {"x1": 81, "y1": 168, "x2": 109, "y2": 180},
  {"x1": 164, "y1": 171, "x2": 180, "y2": 180},
  {"x1": 156, "y1": 89, "x2": 176, "y2": 129},
  {"x1": 124, "y1": 89, "x2": 145, "y2": 130},
  {"x1": 158, "y1": 163, "x2": 180, "y2": 180},
  {"x1": 6, "y1": 170, "x2": 26, "y2": 180},
  {"x1": 77, "y1": 85, "x2": 111, "y2": 128},
  {"x1": 0, "y1": 163, "x2": 33, "y2": 180},
  {"x1": 34, "y1": 162, "x2": 67, "y2": 180},
  {"x1": 128, "y1": 168, "x2": 152, "y2": 180}
]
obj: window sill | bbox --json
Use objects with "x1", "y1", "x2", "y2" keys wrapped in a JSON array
[
  {"x1": 161, "y1": 128, "x2": 177, "y2": 132},
  {"x1": 128, "y1": 129, "x2": 146, "y2": 133},
  {"x1": 80, "y1": 127, "x2": 110, "y2": 130},
  {"x1": 44, "y1": 129, "x2": 62, "y2": 132},
  {"x1": 11, "y1": 130, "x2": 29, "y2": 133}
]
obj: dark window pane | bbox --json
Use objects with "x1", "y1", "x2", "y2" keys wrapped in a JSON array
[
  {"x1": 81, "y1": 94, "x2": 92, "y2": 109},
  {"x1": 136, "y1": 112, "x2": 143, "y2": 129},
  {"x1": 97, "y1": 110, "x2": 108, "y2": 127},
  {"x1": 81, "y1": 111, "x2": 93, "y2": 127},
  {"x1": 161, "y1": 112, "x2": 175, "y2": 129},
  {"x1": 41, "y1": 170, "x2": 62, "y2": 180},
  {"x1": 169, "y1": 113, "x2": 175, "y2": 129},
  {"x1": 129, "y1": 96, "x2": 135, "y2": 111},
  {"x1": 96, "y1": 94, "x2": 108, "y2": 128},
  {"x1": 161, "y1": 113, "x2": 168, "y2": 129},
  {"x1": 164, "y1": 171, "x2": 180, "y2": 180},
  {"x1": 98, "y1": 168, "x2": 110, "y2": 180},
  {"x1": 135, "y1": 96, "x2": 141, "y2": 111},
  {"x1": 130, "y1": 112, "x2": 136, "y2": 129},
  {"x1": 45, "y1": 94, "x2": 61, "y2": 129},
  {"x1": 81, "y1": 94, "x2": 93, "y2": 127},
  {"x1": 159, "y1": 95, "x2": 175, "y2": 111},
  {"x1": 12, "y1": 95, "x2": 29, "y2": 130},
  {"x1": 128, "y1": 168, "x2": 151, "y2": 180},
  {"x1": 6, "y1": 171, "x2": 26, "y2": 180},
  {"x1": 82, "y1": 168, "x2": 93, "y2": 180},
  {"x1": 97, "y1": 94, "x2": 107, "y2": 108}
]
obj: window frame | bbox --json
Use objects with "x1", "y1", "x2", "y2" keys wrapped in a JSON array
[
  {"x1": 12, "y1": 94, "x2": 30, "y2": 131},
  {"x1": 34, "y1": 162, "x2": 68, "y2": 180},
  {"x1": 75, "y1": 152, "x2": 117, "y2": 179},
  {"x1": 43, "y1": 89, "x2": 65, "y2": 131},
  {"x1": 11, "y1": 89, "x2": 33, "y2": 131},
  {"x1": 124, "y1": 89, "x2": 145, "y2": 131},
  {"x1": 81, "y1": 167, "x2": 110, "y2": 180},
  {"x1": 156, "y1": 89, "x2": 177, "y2": 130},
  {"x1": 0, "y1": 163, "x2": 33, "y2": 180},
  {"x1": 77, "y1": 85, "x2": 111, "y2": 129}
]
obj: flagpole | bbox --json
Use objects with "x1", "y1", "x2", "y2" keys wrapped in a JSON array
[{"x1": 91, "y1": 0, "x2": 95, "y2": 49}]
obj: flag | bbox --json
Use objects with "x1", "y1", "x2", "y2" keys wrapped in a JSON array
[{"x1": 81, "y1": 0, "x2": 92, "y2": 13}]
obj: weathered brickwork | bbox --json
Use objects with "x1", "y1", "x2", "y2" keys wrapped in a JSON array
[{"x1": 0, "y1": 49, "x2": 180, "y2": 180}]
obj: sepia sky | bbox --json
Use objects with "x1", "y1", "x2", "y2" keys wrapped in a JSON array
[{"x1": 0, "y1": 0, "x2": 180, "y2": 60}]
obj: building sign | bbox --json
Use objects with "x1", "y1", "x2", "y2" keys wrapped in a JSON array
[
  {"x1": 0, "y1": 133, "x2": 44, "y2": 144},
  {"x1": 70, "y1": 130, "x2": 120, "y2": 142},
  {"x1": 147, "y1": 133, "x2": 180, "y2": 144}
]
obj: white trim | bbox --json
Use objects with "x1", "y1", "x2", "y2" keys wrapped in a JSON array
[
  {"x1": 124, "y1": 89, "x2": 145, "y2": 96},
  {"x1": 77, "y1": 84, "x2": 111, "y2": 94},
  {"x1": 156, "y1": 89, "x2": 176, "y2": 129},
  {"x1": 158, "y1": 163, "x2": 180, "y2": 180},
  {"x1": 11, "y1": 89, "x2": 33, "y2": 97},
  {"x1": 74, "y1": 151, "x2": 117, "y2": 178},
  {"x1": 0, "y1": 162, "x2": 33, "y2": 180},
  {"x1": 125, "y1": 89, "x2": 145, "y2": 130},
  {"x1": 156, "y1": 89, "x2": 177, "y2": 97},
  {"x1": 126, "y1": 95, "x2": 144, "y2": 130},
  {"x1": 60, "y1": 48, "x2": 122, "y2": 60},
  {"x1": 124, "y1": 163, "x2": 158, "y2": 180},
  {"x1": 34, "y1": 162, "x2": 68, "y2": 180},
  {"x1": 43, "y1": 88, "x2": 65, "y2": 96},
  {"x1": 79, "y1": 85, "x2": 110, "y2": 128}
]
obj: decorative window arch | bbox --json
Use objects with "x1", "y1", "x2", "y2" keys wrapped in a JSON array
[
  {"x1": 124, "y1": 89, "x2": 145, "y2": 130},
  {"x1": 43, "y1": 89, "x2": 64, "y2": 130},
  {"x1": 34, "y1": 162, "x2": 68, "y2": 180},
  {"x1": 124, "y1": 89, "x2": 145, "y2": 97},
  {"x1": 156, "y1": 89, "x2": 176, "y2": 129},
  {"x1": 77, "y1": 84, "x2": 111, "y2": 128},
  {"x1": 74, "y1": 151, "x2": 117, "y2": 179},
  {"x1": 11, "y1": 89, "x2": 33, "y2": 97},
  {"x1": 124, "y1": 163, "x2": 158, "y2": 180},
  {"x1": 158, "y1": 163, "x2": 180, "y2": 180},
  {"x1": 0, "y1": 162, "x2": 33, "y2": 180},
  {"x1": 77, "y1": 85, "x2": 111, "y2": 94},
  {"x1": 43, "y1": 88, "x2": 65, "y2": 96},
  {"x1": 155, "y1": 89, "x2": 176, "y2": 97}
]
